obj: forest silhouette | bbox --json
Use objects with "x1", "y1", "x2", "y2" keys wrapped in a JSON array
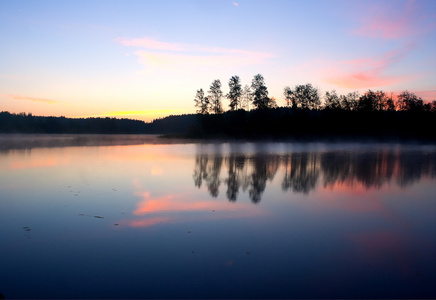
[
  {"x1": 190, "y1": 74, "x2": 435, "y2": 140},
  {"x1": 193, "y1": 148, "x2": 436, "y2": 203},
  {"x1": 1, "y1": 74, "x2": 435, "y2": 140}
]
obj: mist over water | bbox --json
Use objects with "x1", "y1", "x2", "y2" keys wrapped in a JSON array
[{"x1": 0, "y1": 135, "x2": 435, "y2": 299}]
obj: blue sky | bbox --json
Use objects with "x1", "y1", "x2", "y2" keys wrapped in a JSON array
[{"x1": 1, "y1": 0, "x2": 435, "y2": 121}]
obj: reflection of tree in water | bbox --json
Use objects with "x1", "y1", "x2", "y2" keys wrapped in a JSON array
[
  {"x1": 282, "y1": 152, "x2": 320, "y2": 194},
  {"x1": 192, "y1": 152, "x2": 223, "y2": 197},
  {"x1": 321, "y1": 151, "x2": 396, "y2": 188},
  {"x1": 193, "y1": 151, "x2": 280, "y2": 203},
  {"x1": 193, "y1": 154, "x2": 208, "y2": 188},
  {"x1": 225, "y1": 154, "x2": 242, "y2": 202},
  {"x1": 321, "y1": 149, "x2": 435, "y2": 189},
  {"x1": 193, "y1": 147, "x2": 436, "y2": 203},
  {"x1": 206, "y1": 154, "x2": 223, "y2": 197},
  {"x1": 396, "y1": 151, "x2": 436, "y2": 187},
  {"x1": 248, "y1": 155, "x2": 280, "y2": 203}
]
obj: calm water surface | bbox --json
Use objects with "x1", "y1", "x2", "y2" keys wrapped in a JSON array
[{"x1": 0, "y1": 135, "x2": 435, "y2": 299}]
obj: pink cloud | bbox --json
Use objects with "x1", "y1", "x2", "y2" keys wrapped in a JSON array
[
  {"x1": 2, "y1": 94, "x2": 58, "y2": 104},
  {"x1": 324, "y1": 45, "x2": 414, "y2": 89},
  {"x1": 117, "y1": 37, "x2": 273, "y2": 70},
  {"x1": 352, "y1": 0, "x2": 436, "y2": 39},
  {"x1": 134, "y1": 50, "x2": 271, "y2": 69},
  {"x1": 117, "y1": 37, "x2": 271, "y2": 57},
  {"x1": 117, "y1": 37, "x2": 185, "y2": 51},
  {"x1": 415, "y1": 90, "x2": 436, "y2": 101}
]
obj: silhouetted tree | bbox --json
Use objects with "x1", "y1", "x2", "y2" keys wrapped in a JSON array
[
  {"x1": 269, "y1": 97, "x2": 278, "y2": 108},
  {"x1": 424, "y1": 100, "x2": 436, "y2": 112},
  {"x1": 340, "y1": 91, "x2": 359, "y2": 110},
  {"x1": 285, "y1": 84, "x2": 321, "y2": 110},
  {"x1": 283, "y1": 86, "x2": 293, "y2": 107},
  {"x1": 251, "y1": 74, "x2": 271, "y2": 109},
  {"x1": 324, "y1": 90, "x2": 341, "y2": 110},
  {"x1": 227, "y1": 75, "x2": 242, "y2": 111},
  {"x1": 384, "y1": 92, "x2": 396, "y2": 111},
  {"x1": 241, "y1": 85, "x2": 253, "y2": 110},
  {"x1": 357, "y1": 90, "x2": 378, "y2": 112},
  {"x1": 208, "y1": 79, "x2": 224, "y2": 114},
  {"x1": 397, "y1": 91, "x2": 424, "y2": 111},
  {"x1": 194, "y1": 89, "x2": 210, "y2": 114}
]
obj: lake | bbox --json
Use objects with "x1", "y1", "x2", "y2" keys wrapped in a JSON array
[{"x1": 0, "y1": 135, "x2": 435, "y2": 299}]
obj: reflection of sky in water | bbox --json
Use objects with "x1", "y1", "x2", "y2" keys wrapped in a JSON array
[{"x1": 0, "y1": 139, "x2": 435, "y2": 299}]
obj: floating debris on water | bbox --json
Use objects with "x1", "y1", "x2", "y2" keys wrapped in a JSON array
[
  {"x1": 94, "y1": 216, "x2": 104, "y2": 219},
  {"x1": 22, "y1": 227, "x2": 32, "y2": 239},
  {"x1": 114, "y1": 223, "x2": 119, "y2": 226},
  {"x1": 187, "y1": 230, "x2": 191, "y2": 233},
  {"x1": 246, "y1": 251, "x2": 251, "y2": 255}
]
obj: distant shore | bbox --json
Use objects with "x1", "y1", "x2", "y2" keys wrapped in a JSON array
[{"x1": 1, "y1": 108, "x2": 435, "y2": 143}]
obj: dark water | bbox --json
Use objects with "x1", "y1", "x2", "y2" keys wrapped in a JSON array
[{"x1": 0, "y1": 135, "x2": 435, "y2": 299}]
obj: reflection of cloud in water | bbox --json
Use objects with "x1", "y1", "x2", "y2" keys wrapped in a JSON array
[
  {"x1": 126, "y1": 189, "x2": 266, "y2": 228},
  {"x1": 129, "y1": 217, "x2": 173, "y2": 228}
]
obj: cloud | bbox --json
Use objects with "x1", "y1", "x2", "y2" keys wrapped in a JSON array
[
  {"x1": 322, "y1": 45, "x2": 415, "y2": 89},
  {"x1": 415, "y1": 90, "x2": 436, "y2": 101},
  {"x1": 134, "y1": 50, "x2": 270, "y2": 69},
  {"x1": 233, "y1": 2, "x2": 239, "y2": 6},
  {"x1": 2, "y1": 94, "x2": 58, "y2": 104},
  {"x1": 352, "y1": 0, "x2": 436, "y2": 39},
  {"x1": 117, "y1": 37, "x2": 185, "y2": 52},
  {"x1": 117, "y1": 37, "x2": 273, "y2": 70}
]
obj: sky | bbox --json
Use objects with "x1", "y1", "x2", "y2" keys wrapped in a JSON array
[{"x1": 0, "y1": 0, "x2": 435, "y2": 122}]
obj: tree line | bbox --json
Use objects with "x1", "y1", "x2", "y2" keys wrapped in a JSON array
[
  {"x1": 0, "y1": 111, "x2": 197, "y2": 134},
  {"x1": 189, "y1": 74, "x2": 436, "y2": 140},
  {"x1": 195, "y1": 74, "x2": 436, "y2": 113}
]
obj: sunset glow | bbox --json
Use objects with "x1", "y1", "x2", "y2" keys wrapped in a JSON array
[{"x1": 0, "y1": 0, "x2": 435, "y2": 121}]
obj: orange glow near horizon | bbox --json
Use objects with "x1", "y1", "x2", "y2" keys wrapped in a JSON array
[{"x1": 72, "y1": 109, "x2": 186, "y2": 122}]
